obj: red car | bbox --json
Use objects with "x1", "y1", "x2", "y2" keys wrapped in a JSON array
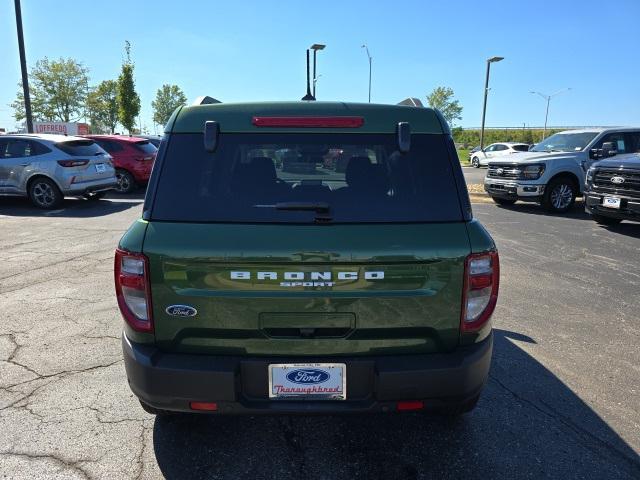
[{"x1": 84, "y1": 135, "x2": 157, "y2": 193}]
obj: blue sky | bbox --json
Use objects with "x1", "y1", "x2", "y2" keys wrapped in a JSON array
[{"x1": 2, "y1": 0, "x2": 639, "y2": 132}]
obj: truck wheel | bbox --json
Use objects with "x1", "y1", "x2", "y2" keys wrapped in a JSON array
[
  {"x1": 471, "y1": 157, "x2": 480, "y2": 168},
  {"x1": 542, "y1": 177, "x2": 576, "y2": 213},
  {"x1": 28, "y1": 177, "x2": 63, "y2": 209},
  {"x1": 592, "y1": 214, "x2": 622, "y2": 226},
  {"x1": 492, "y1": 197, "x2": 516, "y2": 206},
  {"x1": 115, "y1": 169, "x2": 136, "y2": 194}
]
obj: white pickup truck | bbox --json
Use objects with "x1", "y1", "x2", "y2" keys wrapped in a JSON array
[{"x1": 484, "y1": 127, "x2": 640, "y2": 212}]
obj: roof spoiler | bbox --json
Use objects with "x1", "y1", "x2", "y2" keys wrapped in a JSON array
[
  {"x1": 192, "y1": 96, "x2": 222, "y2": 106},
  {"x1": 397, "y1": 98, "x2": 423, "y2": 107}
]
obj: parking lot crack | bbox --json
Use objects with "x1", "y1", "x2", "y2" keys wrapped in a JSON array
[{"x1": 0, "y1": 450, "x2": 94, "y2": 479}]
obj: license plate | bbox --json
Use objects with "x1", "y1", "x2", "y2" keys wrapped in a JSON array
[
  {"x1": 603, "y1": 196, "x2": 621, "y2": 209},
  {"x1": 268, "y1": 363, "x2": 346, "y2": 400},
  {"x1": 95, "y1": 163, "x2": 106, "y2": 173}
]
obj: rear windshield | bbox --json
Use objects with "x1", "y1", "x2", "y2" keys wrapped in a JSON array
[
  {"x1": 151, "y1": 133, "x2": 463, "y2": 223},
  {"x1": 133, "y1": 141, "x2": 157, "y2": 154},
  {"x1": 512, "y1": 144, "x2": 530, "y2": 152},
  {"x1": 56, "y1": 140, "x2": 103, "y2": 156}
]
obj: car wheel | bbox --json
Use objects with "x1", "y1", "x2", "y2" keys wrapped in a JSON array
[
  {"x1": 542, "y1": 177, "x2": 576, "y2": 213},
  {"x1": 592, "y1": 214, "x2": 622, "y2": 226},
  {"x1": 471, "y1": 157, "x2": 480, "y2": 168},
  {"x1": 28, "y1": 177, "x2": 63, "y2": 209},
  {"x1": 492, "y1": 197, "x2": 516, "y2": 206},
  {"x1": 115, "y1": 169, "x2": 136, "y2": 194}
]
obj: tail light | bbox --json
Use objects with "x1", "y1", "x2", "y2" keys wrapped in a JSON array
[
  {"x1": 135, "y1": 156, "x2": 154, "y2": 162},
  {"x1": 114, "y1": 248, "x2": 153, "y2": 332},
  {"x1": 461, "y1": 251, "x2": 499, "y2": 332},
  {"x1": 57, "y1": 160, "x2": 89, "y2": 167},
  {"x1": 252, "y1": 116, "x2": 364, "y2": 128}
]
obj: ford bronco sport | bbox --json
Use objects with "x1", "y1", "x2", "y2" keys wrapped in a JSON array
[{"x1": 116, "y1": 100, "x2": 499, "y2": 416}]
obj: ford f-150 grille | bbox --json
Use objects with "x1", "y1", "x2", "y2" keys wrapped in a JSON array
[
  {"x1": 592, "y1": 169, "x2": 640, "y2": 196},
  {"x1": 487, "y1": 164, "x2": 521, "y2": 179}
]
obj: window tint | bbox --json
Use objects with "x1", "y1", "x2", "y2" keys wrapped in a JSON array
[
  {"x1": 494, "y1": 144, "x2": 508, "y2": 151},
  {"x1": 625, "y1": 132, "x2": 640, "y2": 153},
  {"x1": 485, "y1": 145, "x2": 496, "y2": 152},
  {"x1": 596, "y1": 133, "x2": 627, "y2": 153},
  {"x1": 512, "y1": 144, "x2": 529, "y2": 152},
  {"x1": 56, "y1": 140, "x2": 104, "y2": 156},
  {"x1": 2, "y1": 139, "x2": 33, "y2": 158},
  {"x1": 151, "y1": 133, "x2": 463, "y2": 224},
  {"x1": 133, "y1": 141, "x2": 157, "y2": 154},
  {"x1": 95, "y1": 140, "x2": 123, "y2": 153}
]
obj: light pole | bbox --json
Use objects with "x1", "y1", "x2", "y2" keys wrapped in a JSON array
[
  {"x1": 14, "y1": 0, "x2": 33, "y2": 133},
  {"x1": 479, "y1": 56, "x2": 504, "y2": 150},
  {"x1": 361, "y1": 45, "x2": 372, "y2": 103},
  {"x1": 310, "y1": 44, "x2": 325, "y2": 98},
  {"x1": 530, "y1": 88, "x2": 571, "y2": 140}
]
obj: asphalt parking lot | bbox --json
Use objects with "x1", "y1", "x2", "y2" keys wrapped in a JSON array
[{"x1": 1, "y1": 189, "x2": 639, "y2": 480}]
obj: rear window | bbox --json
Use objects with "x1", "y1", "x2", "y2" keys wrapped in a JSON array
[
  {"x1": 56, "y1": 140, "x2": 103, "y2": 156},
  {"x1": 512, "y1": 144, "x2": 530, "y2": 152},
  {"x1": 133, "y1": 141, "x2": 157, "y2": 154},
  {"x1": 151, "y1": 133, "x2": 463, "y2": 223}
]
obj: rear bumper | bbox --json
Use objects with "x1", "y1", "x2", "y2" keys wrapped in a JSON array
[
  {"x1": 122, "y1": 332, "x2": 493, "y2": 414},
  {"x1": 64, "y1": 178, "x2": 118, "y2": 196},
  {"x1": 585, "y1": 192, "x2": 640, "y2": 220}
]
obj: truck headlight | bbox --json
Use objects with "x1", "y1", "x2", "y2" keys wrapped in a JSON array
[
  {"x1": 586, "y1": 167, "x2": 596, "y2": 183},
  {"x1": 520, "y1": 164, "x2": 545, "y2": 180}
]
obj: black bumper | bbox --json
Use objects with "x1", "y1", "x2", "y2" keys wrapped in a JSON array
[
  {"x1": 122, "y1": 333, "x2": 493, "y2": 414},
  {"x1": 585, "y1": 192, "x2": 640, "y2": 220}
]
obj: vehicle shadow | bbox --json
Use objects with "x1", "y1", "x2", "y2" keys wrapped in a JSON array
[
  {"x1": 599, "y1": 222, "x2": 640, "y2": 239},
  {"x1": 151, "y1": 329, "x2": 640, "y2": 480},
  {"x1": 0, "y1": 197, "x2": 142, "y2": 218},
  {"x1": 495, "y1": 199, "x2": 593, "y2": 221}
]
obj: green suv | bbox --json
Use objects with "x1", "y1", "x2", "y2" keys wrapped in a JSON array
[{"x1": 115, "y1": 100, "x2": 499, "y2": 416}]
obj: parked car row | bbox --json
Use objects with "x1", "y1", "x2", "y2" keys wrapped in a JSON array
[
  {"x1": 470, "y1": 142, "x2": 530, "y2": 167},
  {"x1": 0, "y1": 132, "x2": 159, "y2": 208},
  {"x1": 482, "y1": 127, "x2": 640, "y2": 224}
]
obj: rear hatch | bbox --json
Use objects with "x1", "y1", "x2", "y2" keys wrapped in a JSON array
[
  {"x1": 144, "y1": 131, "x2": 471, "y2": 356},
  {"x1": 55, "y1": 139, "x2": 113, "y2": 181}
]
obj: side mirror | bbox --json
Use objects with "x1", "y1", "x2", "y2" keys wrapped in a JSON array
[{"x1": 601, "y1": 141, "x2": 617, "y2": 158}]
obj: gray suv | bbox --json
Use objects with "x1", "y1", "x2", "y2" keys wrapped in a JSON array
[{"x1": 0, "y1": 134, "x2": 117, "y2": 209}]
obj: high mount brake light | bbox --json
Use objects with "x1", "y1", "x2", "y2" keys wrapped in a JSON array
[
  {"x1": 114, "y1": 248, "x2": 153, "y2": 333},
  {"x1": 461, "y1": 251, "x2": 499, "y2": 332},
  {"x1": 252, "y1": 116, "x2": 365, "y2": 128}
]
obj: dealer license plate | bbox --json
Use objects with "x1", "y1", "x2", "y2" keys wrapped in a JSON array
[
  {"x1": 268, "y1": 363, "x2": 346, "y2": 400},
  {"x1": 95, "y1": 163, "x2": 106, "y2": 173},
  {"x1": 603, "y1": 196, "x2": 621, "y2": 209}
]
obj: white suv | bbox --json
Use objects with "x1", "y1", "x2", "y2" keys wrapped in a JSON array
[
  {"x1": 483, "y1": 128, "x2": 640, "y2": 212},
  {"x1": 470, "y1": 142, "x2": 530, "y2": 168}
]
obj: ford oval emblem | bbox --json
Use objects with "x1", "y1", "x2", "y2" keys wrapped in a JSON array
[
  {"x1": 286, "y1": 369, "x2": 330, "y2": 385},
  {"x1": 610, "y1": 176, "x2": 625, "y2": 184},
  {"x1": 496, "y1": 168, "x2": 504, "y2": 175},
  {"x1": 165, "y1": 305, "x2": 198, "y2": 317}
]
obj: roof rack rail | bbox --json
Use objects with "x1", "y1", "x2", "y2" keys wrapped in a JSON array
[
  {"x1": 192, "y1": 96, "x2": 222, "y2": 106},
  {"x1": 397, "y1": 98, "x2": 424, "y2": 107}
]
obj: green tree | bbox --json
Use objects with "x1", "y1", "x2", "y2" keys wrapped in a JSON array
[
  {"x1": 116, "y1": 41, "x2": 141, "y2": 134},
  {"x1": 11, "y1": 57, "x2": 89, "y2": 122},
  {"x1": 152, "y1": 84, "x2": 187, "y2": 126},
  {"x1": 426, "y1": 86, "x2": 463, "y2": 127},
  {"x1": 86, "y1": 80, "x2": 119, "y2": 133}
]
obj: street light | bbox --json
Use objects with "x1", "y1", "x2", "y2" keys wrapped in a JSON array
[
  {"x1": 310, "y1": 44, "x2": 325, "y2": 98},
  {"x1": 479, "y1": 56, "x2": 504, "y2": 150},
  {"x1": 14, "y1": 0, "x2": 33, "y2": 133},
  {"x1": 361, "y1": 45, "x2": 372, "y2": 103},
  {"x1": 530, "y1": 88, "x2": 571, "y2": 140}
]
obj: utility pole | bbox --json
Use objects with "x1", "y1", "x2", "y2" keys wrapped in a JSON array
[
  {"x1": 530, "y1": 88, "x2": 571, "y2": 140},
  {"x1": 14, "y1": 0, "x2": 33, "y2": 133},
  {"x1": 361, "y1": 45, "x2": 372, "y2": 103},
  {"x1": 479, "y1": 56, "x2": 504, "y2": 150}
]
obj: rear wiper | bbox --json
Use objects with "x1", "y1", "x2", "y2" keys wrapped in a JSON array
[
  {"x1": 255, "y1": 202, "x2": 332, "y2": 222},
  {"x1": 275, "y1": 201, "x2": 330, "y2": 213}
]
